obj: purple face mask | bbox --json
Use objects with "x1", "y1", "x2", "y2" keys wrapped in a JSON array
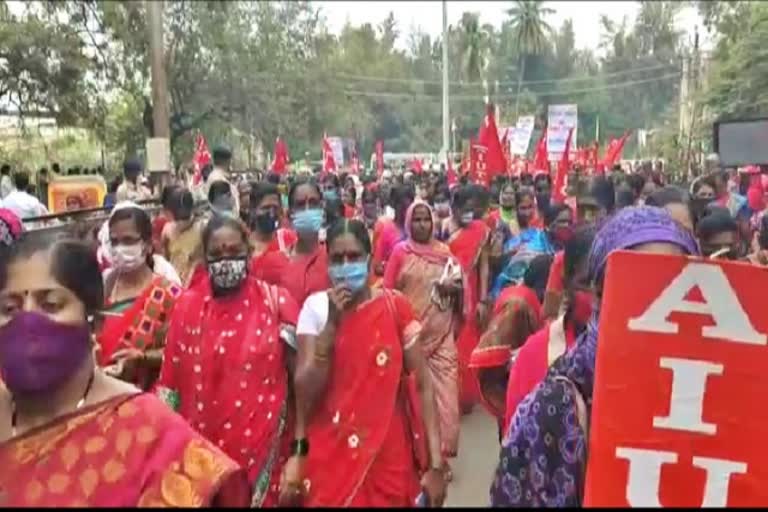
[{"x1": 0, "y1": 311, "x2": 91, "y2": 395}]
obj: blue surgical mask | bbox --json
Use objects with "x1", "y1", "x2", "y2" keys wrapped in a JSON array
[
  {"x1": 328, "y1": 261, "x2": 369, "y2": 292},
  {"x1": 323, "y1": 189, "x2": 339, "y2": 201},
  {"x1": 460, "y1": 211, "x2": 474, "y2": 226},
  {"x1": 292, "y1": 208, "x2": 324, "y2": 234}
]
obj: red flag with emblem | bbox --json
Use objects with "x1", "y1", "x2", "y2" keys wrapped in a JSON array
[
  {"x1": 475, "y1": 104, "x2": 506, "y2": 186},
  {"x1": 552, "y1": 127, "x2": 574, "y2": 204},
  {"x1": 271, "y1": 136, "x2": 289, "y2": 175},
  {"x1": 411, "y1": 158, "x2": 424, "y2": 174},
  {"x1": 192, "y1": 131, "x2": 211, "y2": 185},
  {"x1": 532, "y1": 127, "x2": 549, "y2": 177},
  {"x1": 322, "y1": 135, "x2": 336, "y2": 174},
  {"x1": 374, "y1": 140, "x2": 384, "y2": 177},
  {"x1": 603, "y1": 131, "x2": 631, "y2": 169}
]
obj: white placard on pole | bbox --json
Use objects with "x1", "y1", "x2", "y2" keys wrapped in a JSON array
[
  {"x1": 146, "y1": 137, "x2": 171, "y2": 173},
  {"x1": 547, "y1": 104, "x2": 578, "y2": 160}
]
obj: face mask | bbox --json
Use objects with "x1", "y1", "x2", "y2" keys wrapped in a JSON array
[
  {"x1": 434, "y1": 202, "x2": 450, "y2": 217},
  {"x1": 252, "y1": 211, "x2": 279, "y2": 234},
  {"x1": 570, "y1": 290, "x2": 594, "y2": 328},
  {"x1": 328, "y1": 261, "x2": 369, "y2": 293},
  {"x1": 0, "y1": 312, "x2": 91, "y2": 394},
  {"x1": 111, "y1": 243, "x2": 145, "y2": 272},
  {"x1": 323, "y1": 189, "x2": 339, "y2": 201},
  {"x1": 551, "y1": 226, "x2": 574, "y2": 245},
  {"x1": 460, "y1": 211, "x2": 474, "y2": 226},
  {"x1": 292, "y1": 209, "x2": 324, "y2": 234},
  {"x1": 208, "y1": 257, "x2": 248, "y2": 295}
]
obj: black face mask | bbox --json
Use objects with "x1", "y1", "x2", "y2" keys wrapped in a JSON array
[{"x1": 252, "y1": 210, "x2": 279, "y2": 234}]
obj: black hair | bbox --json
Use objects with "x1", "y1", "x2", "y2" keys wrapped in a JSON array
[
  {"x1": 615, "y1": 185, "x2": 636, "y2": 209},
  {"x1": 361, "y1": 186, "x2": 378, "y2": 204},
  {"x1": 589, "y1": 176, "x2": 615, "y2": 213},
  {"x1": 212, "y1": 147, "x2": 232, "y2": 166},
  {"x1": 515, "y1": 187, "x2": 535, "y2": 205},
  {"x1": 160, "y1": 185, "x2": 180, "y2": 209},
  {"x1": 536, "y1": 192, "x2": 551, "y2": 215},
  {"x1": 208, "y1": 180, "x2": 232, "y2": 203},
  {"x1": 201, "y1": 163, "x2": 213, "y2": 181},
  {"x1": 696, "y1": 210, "x2": 738, "y2": 240},
  {"x1": 433, "y1": 185, "x2": 451, "y2": 203},
  {"x1": 693, "y1": 175, "x2": 717, "y2": 195},
  {"x1": 564, "y1": 225, "x2": 596, "y2": 283},
  {"x1": 12, "y1": 172, "x2": 29, "y2": 191},
  {"x1": 0, "y1": 164, "x2": 10, "y2": 176},
  {"x1": 266, "y1": 173, "x2": 281, "y2": 185},
  {"x1": 169, "y1": 188, "x2": 194, "y2": 220},
  {"x1": 469, "y1": 183, "x2": 489, "y2": 208},
  {"x1": 345, "y1": 185, "x2": 357, "y2": 203},
  {"x1": 109, "y1": 207, "x2": 153, "y2": 243},
  {"x1": 0, "y1": 233, "x2": 104, "y2": 316},
  {"x1": 201, "y1": 214, "x2": 248, "y2": 255},
  {"x1": 326, "y1": 218, "x2": 372, "y2": 255},
  {"x1": 759, "y1": 215, "x2": 768, "y2": 250},
  {"x1": 523, "y1": 253, "x2": 554, "y2": 304},
  {"x1": 108, "y1": 176, "x2": 123, "y2": 194},
  {"x1": 544, "y1": 202, "x2": 570, "y2": 226},
  {"x1": 288, "y1": 179, "x2": 322, "y2": 209},
  {"x1": 123, "y1": 159, "x2": 142, "y2": 175},
  {"x1": 626, "y1": 173, "x2": 645, "y2": 197},
  {"x1": 645, "y1": 186, "x2": 686, "y2": 208},
  {"x1": 250, "y1": 182, "x2": 280, "y2": 209},
  {"x1": 390, "y1": 184, "x2": 415, "y2": 210},
  {"x1": 451, "y1": 185, "x2": 474, "y2": 209}
]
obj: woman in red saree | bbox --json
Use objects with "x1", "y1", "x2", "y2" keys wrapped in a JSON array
[
  {"x1": 502, "y1": 226, "x2": 595, "y2": 433},
  {"x1": 468, "y1": 285, "x2": 541, "y2": 435},
  {"x1": 283, "y1": 180, "x2": 330, "y2": 305},
  {"x1": 0, "y1": 233, "x2": 249, "y2": 507},
  {"x1": 439, "y1": 185, "x2": 490, "y2": 413},
  {"x1": 383, "y1": 201, "x2": 462, "y2": 477},
  {"x1": 98, "y1": 206, "x2": 182, "y2": 391},
  {"x1": 156, "y1": 215, "x2": 300, "y2": 507},
  {"x1": 286, "y1": 219, "x2": 446, "y2": 507},
  {"x1": 372, "y1": 185, "x2": 415, "y2": 282},
  {"x1": 247, "y1": 182, "x2": 297, "y2": 286}
]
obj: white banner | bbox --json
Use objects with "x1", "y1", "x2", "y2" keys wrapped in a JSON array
[
  {"x1": 509, "y1": 115, "x2": 536, "y2": 156},
  {"x1": 547, "y1": 104, "x2": 578, "y2": 159},
  {"x1": 327, "y1": 136, "x2": 345, "y2": 167}
]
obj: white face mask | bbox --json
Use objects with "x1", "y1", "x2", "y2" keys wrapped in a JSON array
[{"x1": 111, "y1": 243, "x2": 146, "y2": 273}]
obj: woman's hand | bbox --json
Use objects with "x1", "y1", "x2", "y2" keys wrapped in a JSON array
[
  {"x1": 108, "y1": 348, "x2": 145, "y2": 379},
  {"x1": 421, "y1": 468, "x2": 448, "y2": 507},
  {"x1": 327, "y1": 284, "x2": 353, "y2": 323},
  {"x1": 278, "y1": 455, "x2": 305, "y2": 507}
]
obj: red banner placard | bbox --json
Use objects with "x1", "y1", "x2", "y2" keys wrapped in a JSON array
[{"x1": 585, "y1": 251, "x2": 768, "y2": 507}]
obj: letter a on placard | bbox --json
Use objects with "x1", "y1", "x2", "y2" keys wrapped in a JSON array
[{"x1": 627, "y1": 262, "x2": 766, "y2": 345}]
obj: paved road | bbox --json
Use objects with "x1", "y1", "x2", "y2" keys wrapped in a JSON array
[{"x1": 444, "y1": 408, "x2": 499, "y2": 507}]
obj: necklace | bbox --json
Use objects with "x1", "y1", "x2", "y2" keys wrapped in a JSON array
[{"x1": 10, "y1": 371, "x2": 96, "y2": 438}]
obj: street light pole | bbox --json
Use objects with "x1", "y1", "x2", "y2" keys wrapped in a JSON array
[{"x1": 441, "y1": 0, "x2": 450, "y2": 160}]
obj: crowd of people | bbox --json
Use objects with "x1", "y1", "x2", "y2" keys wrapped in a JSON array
[{"x1": 0, "y1": 145, "x2": 766, "y2": 507}]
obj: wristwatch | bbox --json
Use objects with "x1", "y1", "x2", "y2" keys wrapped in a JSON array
[{"x1": 291, "y1": 438, "x2": 310, "y2": 457}]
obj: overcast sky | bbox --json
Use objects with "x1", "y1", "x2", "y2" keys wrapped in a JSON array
[{"x1": 315, "y1": 1, "x2": 709, "y2": 55}]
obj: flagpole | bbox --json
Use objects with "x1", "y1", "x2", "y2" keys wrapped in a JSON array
[{"x1": 441, "y1": 0, "x2": 450, "y2": 160}]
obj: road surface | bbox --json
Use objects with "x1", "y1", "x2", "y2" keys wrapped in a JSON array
[{"x1": 444, "y1": 408, "x2": 499, "y2": 507}]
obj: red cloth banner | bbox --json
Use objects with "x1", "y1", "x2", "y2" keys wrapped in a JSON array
[
  {"x1": 192, "y1": 131, "x2": 211, "y2": 185},
  {"x1": 551, "y1": 127, "x2": 573, "y2": 204},
  {"x1": 374, "y1": 140, "x2": 384, "y2": 177},
  {"x1": 271, "y1": 136, "x2": 289, "y2": 175},
  {"x1": 585, "y1": 251, "x2": 768, "y2": 507},
  {"x1": 322, "y1": 135, "x2": 336, "y2": 174}
]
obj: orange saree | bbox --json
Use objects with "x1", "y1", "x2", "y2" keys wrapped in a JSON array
[
  {"x1": 446, "y1": 219, "x2": 490, "y2": 412},
  {"x1": 0, "y1": 393, "x2": 249, "y2": 507}
]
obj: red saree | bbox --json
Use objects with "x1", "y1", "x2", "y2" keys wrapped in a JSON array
[
  {"x1": 157, "y1": 276, "x2": 299, "y2": 507},
  {"x1": 469, "y1": 285, "x2": 542, "y2": 424},
  {"x1": 249, "y1": 229, "x2": 296, "y2": 287},
  {"x1": 303, "y1": 290, "x2": 422, "y2": 507},
  {"x1": 0, "y1": 393, "x2": 249, "y2": 507},
  {"x1": 447, "y1": 219, "x2": 490, "y2": 411},
  {"x1": 97, "y1": 275, "x2": 182, "y2": 390}
]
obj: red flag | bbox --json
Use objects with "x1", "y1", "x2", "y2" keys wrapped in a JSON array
[
  {"x1": 271, "y1": 136, "x2": 289, "y2": 175},
  {"x1": 552, "y1": 127, "x2": 574, "y2": 204},
  {"x1": 192, "y1": 131, "x2": 211, "y2": 185},
  {"x1": 410, "y1": 158, "x2": 424, "y2": 174},
  {"x1": 322, "y1": 135, "x2": 336, "y2": 174},
  {"x1": 374, "y1": 140, "x2": 384, "y2": 177},
  {"x1": 587, "y1": 141, "x2": 600, "y2": 175},
  {"x1": 475, "y1": 104, "x2": 506, "y2": 186},
  {"x1": 602, "y1": 131, "x2": 631, "y2": 170},
  {"x1": 446, "y1": 156, "x2": 458, "y2": 187},
  {"x1": 532, "y1": 128, "x2": 549, "y2": 178}
]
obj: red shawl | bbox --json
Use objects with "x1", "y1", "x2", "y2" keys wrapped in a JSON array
[{"x1": 157, "y1": 276, "x2": 298, "y2": 506}]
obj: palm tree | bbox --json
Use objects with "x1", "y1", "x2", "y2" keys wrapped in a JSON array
[
  {"x1": 457, "y1": 12, "x2": 489, "y2": 84},
  {"x1": 506, "y1": 0, "x2": 554, "y2": 116}
]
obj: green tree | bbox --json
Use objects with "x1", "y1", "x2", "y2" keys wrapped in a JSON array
[{"x1": 506, "y1": 0, "x2": 554, "y2": 116}]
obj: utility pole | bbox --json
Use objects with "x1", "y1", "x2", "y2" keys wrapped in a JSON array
[
  {"x1": 146, "y1": 0, "x2": 171, "y2": 187},
  {"x1": 441, "y1": 0, "x2": 450, "y2": 160}
]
